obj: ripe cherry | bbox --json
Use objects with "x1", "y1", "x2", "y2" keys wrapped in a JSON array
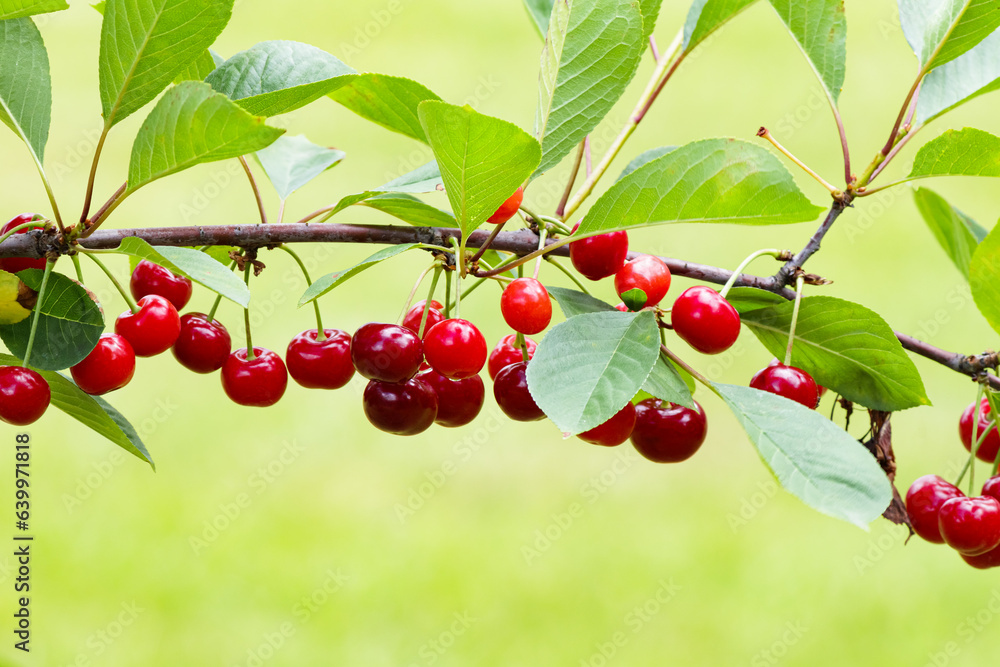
[
  {"x1": 423, "y1": 318, "x2": 487, "y2": 380},
  {"x1": 129, "y1": 260, "x2": 193, "y2": 311},
  {"x1": 938, "y1": 496, "x2": 1000, "y2": 556},
  {"x1": 401, "y1": 299, "x2": 445, "y2": 337},
  {"x1": 286, "y1": 329, "x2": 354, "y2": 390},
  {"x1": 959, "y1": 397, "x2": 1000, "y2": 463},
  {"x1": 578, "y1": 402, "x2": 636, "y2": 447},
  {"x1": 71, "y1": 333, "x2": 136, "y2": 395},
  {"x1": 487, "y1": 187, "x2": 524, "y2": 225},
  {"x1": 351, "y1": 323, "x2": 424, "y2": 383},
  {"x1": 749, "y1": 363, "x2": 819, "y2": 409},
  {"x1": 172, "y1": 313, "x2": 231, "y2": 373},
  {"x1": 0, "y1": 215, "x2": 46, "y2": 274},
  {"x1": 500, "y1": 278, "x2": 552, "y2": 335},
  {"x1": 614, "y1": 255, "x2": 671, "y2": 308},
  {"x1": 962, "y1": 545, "x2": 1000, "y2": 569},
  {"x1": 418, "y1": 369, "x2": 485, "y2": 428},
  {"x1": 630, "y1": 399, "x2": 707, "y2": 463},
  {"x1": 614, "y1": 302, "x2": 629, "y2": 312},
  {"x1": 487, "y1": 334, "x2": 536, "y2": 380},
  {"x1": 493, "y1": 361, "x2": 544, "y2": 422},
  {"x1": 114, "y1": 295, "x2": 181, "y2": 357},
  {"x1": 221, "y1": 347, "x2": 288, "y2": 407},
  {"x1": 671, "y1": 286, "x2": 741, "y2": 354},
  {"x1": 905, "y1": 474, "x2": 965, "y2": 544},
  {"x1": 363, "y1": 377, "x2": 438, "y2": 435},
  {"x1": 569, "y1": 225, "x2": 629, "y2": 281},
  {"x1": 983, "y1": 476, "x2": 1000, "y2": 502},
  {"x1": 0, "y1": 366, "x2": 50, "y2": 425}
]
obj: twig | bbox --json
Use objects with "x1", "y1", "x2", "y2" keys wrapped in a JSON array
[
  {"x1": 556, "y1": 140, "x2": 586, "y2": 217},
  {"x1": 772, "y1": 201, "x2": 848, "y2": 287},
  {"x1": 757, "y1": 127, "x2": 840, "y2": 195},
  {"x1": 239, "y1": 157, "x2": 268, "y2": 225}
]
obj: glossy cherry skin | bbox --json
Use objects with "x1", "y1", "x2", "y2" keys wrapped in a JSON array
[
  {"x1": 129, "y1": 259, "x2": 193, "y2": 311},
  {"x1": 983, "y1": 476, "x2": 1000, "y2": 502},
  {"x1": 750, "y1": 363, "x2": 819, "y2": 409},
  {"x1": 418, "y1": 369, "x2": 485, "y2": 428},
  {"x1": 959, "y1": 397, "x2": 1000, "y2": 463},
  {"x1": 70, "y1": 333, "x2": 136, "y2": 395},
  {"x1": 938, "y1": 496, "x2": 1000, "y2": 556},
  {"x1": 423, "y1": 318, "x2": 487, "y2": 380},
  {"x1": 614, "y1": 255, "x2": 671, "y2": 308},
  {"x1": 114, "y1": 294, "x2": 181, "y2": 357},
  {"x1": 962, "y1": 544, "x2": 1000, "y2": 569},
  {"x1": 671, "y1": 286, "x2": 741, "y2": 354},
  {"x1": 221, "y1": 347, "x2": 288, "y2": 407},
  {"x1": 487, "y1": 334, "x2": 536, "y2": 380},
  {"x1": 569, "y1": 225, "x2": 629, "y2": 281},
  {"x1": 905, "y1": 474, "x2": 966, "y2": 544},
  {"x1": 0, "y1": 215, "x2": 45, "y2": 274},
  {"x1": 351, "y1": 323, "x2": 424, "y2": 383},
  {"x1": 487, "y1": 187, "x2": 524, "y2": 225},
  {"x1": 493, "y1": 361, "x2": 544, "y2": 422},
  {"x1": 363, "y1": 377, "x2": 438, "y2": 435},
  {"x1": 0, "y1": 366, "x2": 50, "y2": 425},
  {"x1": 286, "y1": 328, "x2": 354, "y2": 390},
  {"x1": 578, "y1": 402, "x2": 636, "y2": 447},
  {"x1": 172, "y1": 313, "x2": 231, "y2": 374},
  {"x1": 401, "y1": 299, "x2": 445, "y2": 338},
  {"x1": 630, "y1": 399, "x2": 707, "y2": 463},
  {"x1": 500, "y1": 278, "x2": 552, "y2": 335}
]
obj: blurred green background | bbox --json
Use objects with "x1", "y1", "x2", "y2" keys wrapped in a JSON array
[{"x1": 2, "y1": 1, "x2": 1000, "y2": 665}]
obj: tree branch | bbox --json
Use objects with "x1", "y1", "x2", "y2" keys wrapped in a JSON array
[{"x1": 773, "y1": 200, "x2": 848, "y2": 287}]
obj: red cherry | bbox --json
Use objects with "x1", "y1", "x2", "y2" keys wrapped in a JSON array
[
  {"x1": 70, "y1": 333, "x2": 136, "y2": 395},
  {"x1": 487, "y1": 187, "x2": 524, "y2": 225},
  {"x1": 959, "y1": 398, "x2": 1000, "y2": 463},
  {"x1": 286, "y1": 329, "x2": 354, "y2": 390},
  {"x1": 578, "y1": 402, "x2": 636, "y2": 447},
  {"x1": 114, "y1": 295, "x2": 181, "y2": 357},
  {"x1": 614, "y1": 255, "x2": 671, "y2": 308},
  {"x1": 630, "y1": 399, "x2": 707, "y2": 463},
  {"x1": 493, "y1": 361, "x2": 544, "y2": 422},
  {"x1": 401, "y1": 299, "x2": 445, "y2": 338},
  {"x1": 129, "y1": 259, "x2": 193, "y2": 311},
  {"x1": 418, "y1": 369, "x2": 485, "y2": 428},
  {"x1": 671, "y1": 286, "x2": 741, "y2": 354},
  {"x1": 172, "y1": 313, "x2": 231, "y2": 373},
  {"x1": 749, "y1": 363, "x2": 819, "y2": 409},
  {"x1": 221, "y1": 347, "x2": 288, "y2": 407},
  {"x1": 905, "y1": 474, "x2": 965, "y2": 544},
  {"x1": 423, "y1": 318, "x2": 487, "y2": 380},
  {"x1": 363, "y1": 378, "x2": 438, "y2": 435},
  {"x1": 938, "y1": 496, "x2": 1000, "y2": 556},
  {"x1": 569, "y1": 225, "x2": 629, "y2": 281},
  {"x1": 351, "y1": 323, "x2": 424, "y2": 383},
  {"x1": 0, "y1": 366, "x2": 50, "y2": 425},
  {"x1": 614, "y1": 302, "x2": 629, "y2": 312},
  {"x1": 0, "y1": 215, "x2": 45, "y2": 274},
  {"x1": 487, "y1": 334, "x2": 536, "y2": 380},
  {"x1": 500, "y1": 278, "x2": 552, "y2": 335},
  {"x1": 983, "y1": 476, "x2": 1000, "y2": 502},
  {"x1": 962, "y1": 544, "x2": 1000, "y2": 569}
]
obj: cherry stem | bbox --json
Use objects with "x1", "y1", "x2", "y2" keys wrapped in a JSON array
[
  {"x1": 784, "y1": 275, "x2": 806, "y2": 366},
  {"x1": 533, "y1": 228, "x2": 548, "y2": 280},
  {"x1": 243, "y1": 263, "x2": 255, "y2": 360},
  {"x1": 22, "y1": 259, "x2": 54, "y2": 369},
  {"x1": 516, "y1": 332, "x2": 529, "y2": 363},
  {"x1": 0, "y1": 220, "x2": 47, "y2": 246},
  {"x1": 83, "y1": 251, "x2": 137, "y2": 313},
  {"x1": 544, "y1": 256, "x2": 590, "y2": 295},
  {"x1": 240, "y1": 157, "x2": 268, "y2": 225},
  {"x1": 556, "y1": 140, "x2": 586, "y2": 217},
  {"x1": 719, "y1": 249, "x2": 784, "y2": 299},
  {"x1": 418, "y1": 266, "x2": 442, "y2": 337},
  {"x1": 279, "y1": 245, "x2": 324, "y2": 338},
  {"x1": 450, "y1": 237, "x2": 463, "y2": 318},
  {"x1": 757, "y1": 127, "x2": 840, "y2": 196},
  {"x1": 399, "y1": 261, "x2": 438, "y2": 324},
  {"x1": 208, "y1": 260, "x2": 237, "y2": 322},
  {"x1": 444, "y1": 263, "x2": 452, "y2": 319},
  {"x1": 659, "y1": 344, "x2": 711, "y2": 390},
  {"x1": 970, "y1": 420, "x2": 995, "y2": 495}
]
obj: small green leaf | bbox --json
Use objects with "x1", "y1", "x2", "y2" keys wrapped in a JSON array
[
  {"x1": 908, "y1": 127, "x2": 1000, "y2": 178},
  {"x1": 254, "y1": 134, "x2": 345, "y2": 200},
  {"x1": 683, "y1": 0, "x2": 758, "y2": 52},
  {"x1": 299, "y1": 244, "x2": 419, "y2": 306},
  {"x1": 913, "y1": 187, "x2": 986, "y2": 278},
  {"x1": 642, "y1": 352, "x2": 696, "y2": 408},
  {"x1": 899, "y1": 0, "x2": 1000, "y2": 72},
  {"x1": 969, "y1": 218, "x2": 1000, "y2": 336},
  {"x1": 0, "y1": 0, "x2": 67, "y2": 20},
  {"x1": 617, "y1": 146, "x2": 677, "y2": 182},
  {"x1": 523, "y1": 0, "x2": 556, "y2": 37},
  {"x1": 0, "y1": 18, "x2": 52, "y2": 166},
  {"x1": 378, "y1": 160, "x2": 443, "y2": 193},
  {"x1": 767, "y1": 0, "x2": 846, "y2": 105},
  {"x1": 621, "y1": 288, "x2": 647, "y2": 311},
  {"x1": 329, "y1": 74, "x2": 441, "y2": 143},
  {"x1": 359, "y1": 194, "x2": 456, "y2": 227},
  {"x1": 546, "y1": 286, "x2": 616, "y2": 319},
  {"x1": 724, "y1": 286, "x2": 787, "y2": 312},
  {"x1": 916, "y1": 29, "x2": 1000, "y2": 124},
  {"x1": 173, "y1": 49, "x2": 217, "y2": 84}
]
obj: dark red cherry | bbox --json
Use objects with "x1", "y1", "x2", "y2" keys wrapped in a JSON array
[
  {"x1": 172, "y1": 313, "x2": 231, "y2": 373},
  {"x1": 959, "y1": 398, "x2": 1000, "y2": 463},
  {"x1": 351, "y1": 323, "x2": 424, "y2": 383},
  {"x1": 569, "y1": 225, "x2": 629, "y2": 281},
  {"x1": 487, "y1": 334, "x2": 536, "y2": 380},
  {"x1": 221, "y1": 347, "x2": 288, "y2": 407},
  {"x1": 905, "y1": 474, "x2": 965, "y2": 544},
  {"x1": 630, "y1": 399, "x2": 707, "y2": 463},
  {"x1": 500, "y1": 278, "x2": 552, "y2": 335},
  {"x1": 129, "y1": 259, "x2": 193, "y2": 311},
  {"x1": 983, "y1": 476, "x2": 1000, "y2": 502},
  {"x1": 578, "y1": 402, "x2": 636, "y2": 447},
  {"x1": 401, "y1": 299, "x2": 445, "y2": 338},
  {"x1": 962, "y1": 545, "x2": 1000, "y2": 569},
  {"x1": 423, "y1": 318, "x2": 487, "y2": 380},
  {"x1": 938, "y1": 496, "x2": 1000, "y2": 556},
  {"x1": 114, "y1": 294, "x2": 181, "y2": 357},
  {"x1": 286, "y1": 328, "x2": 354, "y2": 390},
  {"x1": 749, "y1": 363, "x2": 819, "y2": 409},
  {"x1": 0, "y1": 215, "x2": 45, "y2": 274},
  {"x1": 614, "y1": 255, "x2": 671, "y2": 308},
  {"x1": 0, "y1": 366, "x2": 50, "y2": 425},
  {"x1": 671, "y1": 286, "x2": 741, "y2": 354},
  {"x1": 418, "y1": 369, "x2": 485, "y2": 428},
  {"x1": 487, "y1": 187, "x2": 524, "y2": 225},
  {"x1": 363, "y1": 377, "x2": 438, "y2": 435},
  {"x1": 493, "y1": 361, "x2": 544, "y2": 422},
  {"x1": 71, "y1": 333, "x2": 136, "y2": 395}
]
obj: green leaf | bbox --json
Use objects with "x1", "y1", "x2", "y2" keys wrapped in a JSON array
[
  {"x1": 526, "y1": 311, "x2": 660, "y2": 435},
  {"x1": 329, "y1": 74, "x2": 441, "y2": 143},
  {"x1": 767, "y1": 0, "x2": 847, "y2": 105},
  {"x1": 725, "y1": 286, "x2": 787, "y2": 311},
  {"x1": 254, "y1": 134, "x2": 345, "y2": 200},
  {"x1": 714, "y1": 383, "x2": 892, "y2": 528},
  {"x1": 0, "y1": 18, "x2": 52, "y2": 166},
  {"x1": 202, "y1": 245, "x2": 237, "y2": 266},
  {"x1": 899, "y1": 0, "x2": 1000, "y2": 72},
  {"x1": 913, "y1": 187, "x2": 986, "y2": 278},
  {"x1": 617, "y1": 146, "x2": 677, "y2": 182},
  {"x1": 359, "y1": 194, "x2": 456, "y2": 227},
  {"x1": 299, "y1": 244, "x2": 419, "y2": 306},
  {"x1": 908, "y1": 127, "x2": 1000, "y2": 179},
  {"x1": 0, "y1": 270, "x2": 104, "y2": 371},
  {"x1": 738, "y1": 296, "x2": 931, "y2": 411},
  {"x1": 128, "y1": 81, "x2": 283, "y2": 191},
  {"x1": 683, "y1": 0, "x2": 758, "y2": 52},
  {"x1": 547, "y1": 286, "x2": 616, "y2": 318},
  {"x1": 206, "y1": 40, "x2": 356, "y2": 116},
  {"x1": 640, "y1": 0, "x2": 664, "y2": 41},
  {"x1": 578, "y1": 138, "x2": 823, "y2": 236},
  {"x1": 969, "y1": 218, "x2": 1000, "y2": 336},
  {"x1": 378, "y1": 160, "x2": 443, "y2": 193},
  {"x1": 173, "y1": 49, "x2": 217, "y2": 84},
  {"x1": 524, "y1": 0, "x2": 556, "y2": 37},
  {"x1": 535, "y1": 0, "x2": 645, "y2": 174},
  {"x1": 418, "y1": 101, "x2": 541, "y2": 235},
  {"x1": 621, "y1": 288, "x2": 648, "y2": 311},
  {"x1": 642, "y1": 352, "x2": 696, "y2": 408},
  {"x1": 0, "y1": 0, "x2": 67, "y2": 20},
  {"x1": 916, "y1": 29, "x2": 1000, "y2": 123}
]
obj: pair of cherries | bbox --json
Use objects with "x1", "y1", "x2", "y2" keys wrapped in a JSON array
[
  {"x1": 906, "y1": 474, "x2": 1000, "y2": 569},
  {"x1": 575, "y1": 398, "x2": 708, "y2": 463}
]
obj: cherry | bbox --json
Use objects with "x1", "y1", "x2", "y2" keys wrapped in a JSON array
[
  {"x1": 487, "y1": 187, "x2": 524, "y2": 225},
  {"x1": 938, "y1": 496, "x2": 1000, "y2": 556},
  {"x1": 493, "y1": 361, "x2": 544, "y2": 422},
  {"x1": 983, "y1": 476, "x2": 1000, "y2": 502},
  {"x1": 614, "y1": 255, "x2": 671, "y2": 308},
  {"x1": 749, "y1": 363, "x2": 819, "y2": 409},
  {"x1": 500, "y1": 278, "x2": 552, "y2": 335},
  {"x1": 0, "y1": 215, "x2": 45, "y2": 274},
  {"x1": 401, "y1": 299, "x2": 445, "y2": 337},
  {"x1": 351, "y1": 323, "x2": 424, "y2": 383},
  {"x1": 423, "y1": 318, "x2": 487, "y2": 380},
  {"x1": 221, "y1": 347, "x2": 288, "y2": 407},
  {"x1": 418, "y1": 369, "x2": 485, "y2": 428},
  {"x1": 363, "y1": 377, "x2": 438, "y2": 435},
  {"x1": 962, "y1": 545, "x2": 1000, "y2": 569},
  {"x1": 578, "y1": 402, "x2": 636, "y2": 447},
  {"x1": 172, "y1": 313, "x2": 231, "y2": 374},
  {"x1": 614, "y1": 302, "x2": 629, "y2": 312},
  {"x1": 671, "y1": 286, "x2": 741, "y2": 354},
  {"x1": 905, "y1": 475, "x2": 965, "y2": 544},
  {"x1": 286, "y1": 329, "x2": 354, "y2": 390},
  {"x1": 959, "y1": 397, "x2": 1000, "y2": 463},
  {"x1": 569, "y1": 225, "x2": 629, "y2": 281},
  {"x1": 129, "y1": 259, "x2": 193, "y2": 311},
  {"x1": 630, "y1": 399, "x2": 707, "y2": 463},
  {"x1": 71, "y1": 333, "x2": 136, "y2": 395},
  {"x1": 487, "y1": 334, "x2": 536, "y2": 380},
  {"x1": 0, "y1": 366, "x2": 50, "y2": 425},
  {"x1": 114, "y1": 295, "x2": 181, "y2": 357}
]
